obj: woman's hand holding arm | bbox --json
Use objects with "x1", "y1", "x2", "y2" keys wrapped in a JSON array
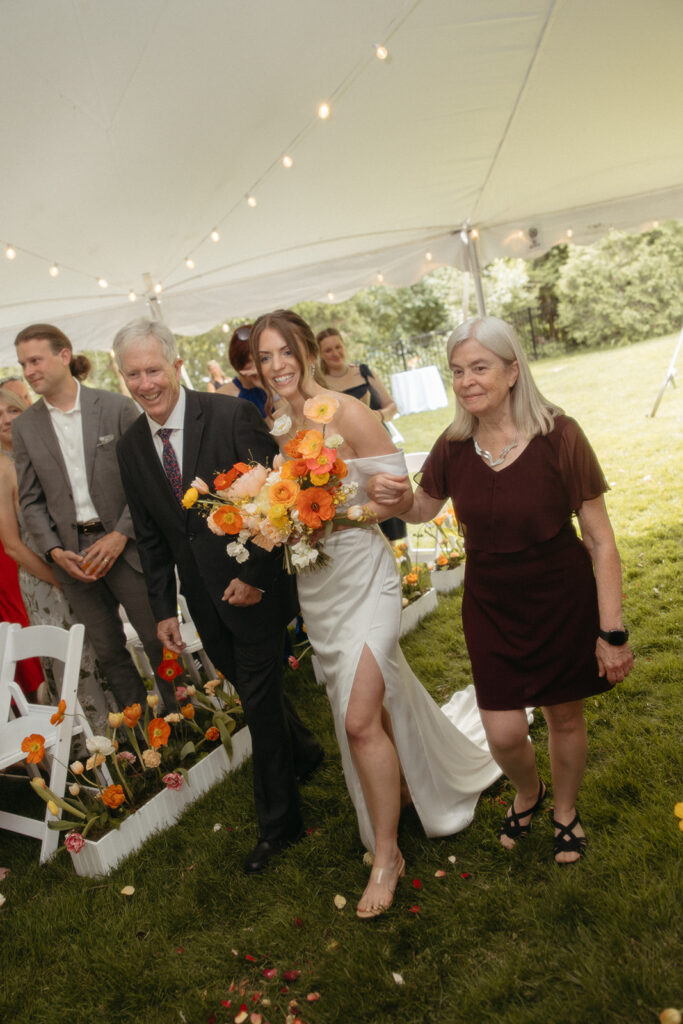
[
  {"x1": 578, "y1": 495, "x2": 634, "y2": 684},
  {"x1": 0, "y1": 460, "x2": 59, "y2": 586}
]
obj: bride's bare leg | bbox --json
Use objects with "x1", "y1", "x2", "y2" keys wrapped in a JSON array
[
  {"x1": 345, "y1": 644, "x2": 405, "y2": 917},
  {"x1": 381, "y1": 707, "x2": 412, "y2": 810}
]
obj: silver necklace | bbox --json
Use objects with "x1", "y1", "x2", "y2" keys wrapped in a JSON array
[{"x1": 474, "y1": 434, "x2": 519, "y2": 467}]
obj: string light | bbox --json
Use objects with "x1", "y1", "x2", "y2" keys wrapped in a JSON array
[
  {"x1": 327, "y1": 291, "x2": 335, "y2": 301},
  {"x1": 282, "y1": 154, "x2": 293, "y2": 168},
  {"x1": 49, "y1": 264, "x2": 59, "y2": 277},
  {"x1": 98, "y1": 278, "x2": 108, "y2": 288},
  {"x1": 210, "y1": 229, "x2": 220, "y2": 242},
  {"x1": 221, "y1": 323, "x2": 230, "y2": 333},
  {"x1": 246, "y1": 195, "x2": 257, "y2": 208},
  {"x1": 128, "y1": 290, "x2": 136, "y2": 302},
  {"x1": 377, "y1": 272, "x2": 384, "y2": 283},
  {"x1": 185, "y1": 257, "x2": 195, "y2": 269},
  {"x1": 425, "y1": 251, "x2": 433, "y2": 261},
  {"x1": 318, "y1": 102, "x2": 330, "y2": 120},
  {"x1": 471, "y1": 228, "x2": 479, "y2": 239},
  {"x1": 154, "y1": 282, "x2": 163, "y2": 294},
  {"x1": 653, "y1": 220, "x2": 660, "y2": 228},
  {"x1": 5, "y1": 245, "x2": 16, "y2": 260},
  {"x1": 566, "y1": 228, "x2": 573, "y2": 239},
  {"x1": 375, "y1": 44, "x2": 389, "y2": 60}
]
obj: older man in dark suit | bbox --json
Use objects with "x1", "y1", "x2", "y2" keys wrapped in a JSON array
[
  {"x1": 12, "y1": 323, "x2": 173, "y2": 712},
  {"x1": 113, "y1": 319, "x2": 322, "y2": 873}
]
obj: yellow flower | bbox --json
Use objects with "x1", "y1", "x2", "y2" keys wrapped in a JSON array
[
  {"x1": 146, "y1": 693, "x2": 159, "y2": 708},
  {"x1": 70, "y1": 760, "x2": 84, "y2": 775},
  {"x1": 108, "y1": 711, "x2": 125, "y2": 728},
  {"x1": 310, "y1": 472, "x2": 330, "y2": 486},
  {"x1": 303, "y1": 394, "x2": 339, "y2": 424},
  {"x1": 674, "y1": 802, "x2": 683, "y2": 819},
  {"x1": 268, "y1": 503, "x2": 289, "y2": 531},
  {"x1": 47, "y1": 800, "x2": 59, "y2": 816},
  {"x1": 182, "y1": 487, "x2": 199, "y2": 508}
]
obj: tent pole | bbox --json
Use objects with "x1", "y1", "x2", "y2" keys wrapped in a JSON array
[
  {"x1": 648, "y1": 324, "x2": 681, "y2": 417},
  {"x1": 144, "y1": 282, "x2": 194, "y2": 390},
  {"x1": 465, "y1": 229, "x2": 487, "y2": 316}
]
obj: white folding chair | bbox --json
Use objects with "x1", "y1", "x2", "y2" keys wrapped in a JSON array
[
  {"x1": 403, "y1": 452, "x2": 441, "y2": 563},
  {"x1": 177, "y1": 594, "x2": 218, "y2": 683},
  {"x1": 119, "y1": 607, "x2": 155, "y2": 679},
  {"x1": 0, "y1": 622, "x2": 101, "y2": 863}
]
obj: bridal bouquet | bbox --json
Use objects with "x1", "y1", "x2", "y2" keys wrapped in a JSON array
[{"x1": 183, "y1": 395, "x2": 370, "y2": 573}]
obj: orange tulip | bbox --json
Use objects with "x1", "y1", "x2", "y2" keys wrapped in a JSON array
[
  {"x1": 50, "y1": 699, "x2": 66, "y2": 725},
  {"x1": 22, "y1": 733, "x2": 45, "y2": 764},
  {"x1": 436, "y1": 553, "x2": 449, "y2": 566},
  {"x1": 148, "y1": 717, "x2": 171, "y2": 749},
  {"x1": 123, "y1": 703, "x2": 142, "y2": 727},
  {"x1": 181, "y1": 704, "x2": 195, "y2": 720},
  {"x1": 101, "y1": 784, "x2": 126, "y2": 809},
  {"x1": 205, "y1": 726, "x2": 219, "y2": 741}
]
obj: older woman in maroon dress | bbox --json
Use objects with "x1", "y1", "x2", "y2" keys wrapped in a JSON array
[{"x1": 370, "y1": 316, "x2": 633, "y2": 864}]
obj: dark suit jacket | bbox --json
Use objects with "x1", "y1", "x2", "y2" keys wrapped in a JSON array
[
  {"x1": 117, "y1": 389, "x2": 297, "y2": 644},
  {"x1": 12, "y1": 386, "x2": 142, "y2": 577}
]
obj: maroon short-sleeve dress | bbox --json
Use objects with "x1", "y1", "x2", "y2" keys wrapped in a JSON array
[{"x1": 419, "y1": 415, "x2": 612, "y2": 710}]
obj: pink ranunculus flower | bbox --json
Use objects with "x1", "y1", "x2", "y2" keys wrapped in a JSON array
[
  {"x1": 65, "y1": 832, "x2": 86, "y2": 854},
  {"x1": 288, "y1": 655, "x2": 299, "y2": 670},
  {"x1": 175, "y1": 686, "x2": 187, "y2": 700},
  {"x1": 116, "y1": 750, "x2": 136, "y2": 765},
  {"x1": 162, "y1": 772, "x2": 184, "y2": 791},
  {"x1": 190, "y1": 476, "x2": 210, "y2": 495},
  {"x1": 230, "y1": 463, "x2": 268, "y2": 499}
]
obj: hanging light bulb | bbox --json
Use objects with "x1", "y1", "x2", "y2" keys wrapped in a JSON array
[
  {"x1": 653, "y1": 220, "x2": 660, "y2": 228},
  {"x1": 377, "y1": 272, "x2": 384, "y2": 283},
  {"x1": 185, "y1": 257, "x2": 195, "y2": 269},
  {"x1": 5, "y1": 245, "x2": 16, "y2": 260},
  {"x1": 318, "y1": 102, "x2": 330, "y2": 120},
  {"x1": 566, "y1": 228, "x2": 573, "y2": 239},
  {"x1": 375, "y1": 43, "x2": 389, "y2": 60},
  {"x1": 282, "y1": 154, "x2": 293, "y2": 168},
  {"x1": 210, "y1": 229, "x2": 220, "y2": 242},
  {"x1": 98, "y1": 277, "x2": 108, "y2": 288},
  {"x1": 246, "y1": 195, "x2": 257, "y2": 208},
  {"x1": 49, "y1": 264, "x2": 59, "y2": 277},
  {"x1": 154, "y1": 282, "x2": 162, "y2": 294},
  {"x1": 471, "y1": 228, "x2": 479, "y2": 239},
  {"x1": 425, "y1": 251, "x2": 433, "y2": 261},
  {"x1": 128, "y1": 290, "x2": 137, "y2": 302},
  {"x1": 327, "y1": 291, "x2": 335, "y2": 301},
  {"x1": 221, "y1": 323, "x2": 230, "y2": 333}
]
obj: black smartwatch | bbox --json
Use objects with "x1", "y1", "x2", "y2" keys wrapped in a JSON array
[{"x1": 598, "y1": 628, "x2": 629, "y2": 646}]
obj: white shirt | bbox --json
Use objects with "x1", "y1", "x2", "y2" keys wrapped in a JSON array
[
  {"x1": 147, "y1": 387, "x2": 186, "y2": 473},
  {"x1": 45, "y1": 380, "x2": 99, "y2": 523}
]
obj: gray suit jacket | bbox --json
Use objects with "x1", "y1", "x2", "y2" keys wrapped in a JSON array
[{"x1": 12, "y1": 386, "x2": 142, "y2": 574}]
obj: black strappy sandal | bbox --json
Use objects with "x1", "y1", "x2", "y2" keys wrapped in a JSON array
[
  {"x1": 499, "y1": 780, "x2": 547, "y2": 843},
  {"x1": 552, "y1": 811, "x2": 587, "y2": 865}
]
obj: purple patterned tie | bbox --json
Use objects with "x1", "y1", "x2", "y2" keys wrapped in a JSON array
[{"x1": 157, "y1": 428, "x2": 183, "y2": 503}]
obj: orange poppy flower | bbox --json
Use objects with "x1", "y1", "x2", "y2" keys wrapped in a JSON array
[
  {"x1": 158, "y1": 659, "x2": 183, "y2": 681},
  {"x1": 212, "y1": 505, "x2": 244, "y2": 535},
  {"x1": 296, "y1": 487, "x2": 335, "y2": 529},
  {"x1": 297, "y1": 430, "x2": 324, "y2": 459},
  {"x1": 50, "y1": 699, "x2": 67, "y2": 725},
  {"x1": 404, "y1": 572, "x2": 419, "y2": 585},
  {"x1": 148, "y1": 717, "x2": 171, "y2": 748},
  {"x1": 123, "y1": 703, "x2": 142, "y2": 727},
  {"x1": 331, "y1": 458, "x2": 347, "y2": 479},
  {"x1": 22, "y1": 733, "x2": 45, "y2": 764},
  {"x1": 303, "y1": 395, "x2": 339, "y2": 424},
  {"x1": 205, "y1": 726, "x2": 219, "y2": 742},
  {"x1": 214, "y1": 471, "x2": 234, "y2": 491},
  {"x1": 284, "y1": 431, "x2": 308, "y2": 458},
  {"x1": 280, "y1": 458, "x2": 309, "y2": 480},
  {"x1": 268, "y1": 479, "x2": 300, "y2": 508},
  {"x1": 162, "y1": 648, "x2": 177, "y2": 661},
  {"x1": 436, "y1": 553, "x2": 449, "y2": 566},
  {"x1": 101, "y1": 784, "x2": 126, "y2": 809},
  {"x1": 181, "y1": 704, "x2": 195, "y2": 720}
]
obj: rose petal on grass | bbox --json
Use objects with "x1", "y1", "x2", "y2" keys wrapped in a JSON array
[
  {"x1": 674, "y1": 802, "x2": 683, "y2": 819},
  {"x1": 0, "y1": 894, "x2": 6, "y2": 908},
  {"x1": 234, "y1": 1013, "x2": 248, "y2": 1024},
  {"x1": 659, "y1": 1011, "x2": 682, "y2": 1024},
  {"x1": 120, "y1": 885, "x2": 135, "y2": 896},
  {"x1": 213, "y1": 823, "x2": 222, "y2": 832},
  {"x1": 460, "y1": 872, "x2": 471, "y2": 879},
  {"x1": 0, "y1": 868, "x2": 9, "y2": 882},
  {"x1": 283, "y1": 969, "x2": 301, "y2": 982},
  {"x1": 221, "y1": 1001, "x2": 231, "y2": 1008},
  {"x1": 435, "y1": 869, "x2": 446, "y2": 878},
  {"x1": 250, "y1": 1015, "x2": 262, "y2": 1024},
  {"x1": 306, "y1": 992, "x2": 321, "y2": 1002},
  {"x1": 262, "y1": 968, "x2": 277, "y2": 980},
  {"x1": 176, "y1": 947, "x2": 184, "y2": 954},
  {"x1": 412, "y1": 878, "x2": 422, "y2": 889},
  {"x1": 333, "y1": 894, "x2": 347, "y2": 909},
  {"x1": 448, "y1": 854, "x2": 457, "y2": 863},
  {"x1": 362, "y1": 851, "x2": 374, "y2": 866},
  {"x1": 245, "y1": 954, "x2": 257, "y2": 962},
  {"x1": 392, "y1": 972, "x2": 404, "y2": 985},
  {"x1": 409, "y1": 905, "x2": 420, "y2": 914},
  {"x1": 294, "y1": 916, "x2": 303, "y2": 927},
  {"x1": 251, "y1": 992, "x2": 261, "y2": 1003}
]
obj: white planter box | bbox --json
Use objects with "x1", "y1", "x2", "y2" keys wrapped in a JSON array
[
  {"x1": 399, "y1": 588, "x2": 438, "y2": 637},
  {"x1": 430, "y1": 564, "x2": 465, "y2": 593},
  {"x1": 69, "y1": 728, "x2": 252, "y2": 877}
]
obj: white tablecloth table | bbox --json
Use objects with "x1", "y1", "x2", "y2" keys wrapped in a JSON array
[{"x1": 390, "y1": 365, "x2": 448, "y2": 415}]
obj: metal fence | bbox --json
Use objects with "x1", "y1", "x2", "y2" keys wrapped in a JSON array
[{"x1": 358, "y1": 308, "x2": 544, "y2": 383}]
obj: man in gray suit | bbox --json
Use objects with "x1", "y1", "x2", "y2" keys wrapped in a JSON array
[{"x1": 12, "y1": 323, "x2": 173, "y2": 711}]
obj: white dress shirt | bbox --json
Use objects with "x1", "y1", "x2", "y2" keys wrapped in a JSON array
[{"x1": 45, "y1": 380, "x2": 99, "y2": 523}]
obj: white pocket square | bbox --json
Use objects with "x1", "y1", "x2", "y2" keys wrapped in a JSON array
[{"x1": 97, "y1": 434, "x2": 115, "y2": 446}]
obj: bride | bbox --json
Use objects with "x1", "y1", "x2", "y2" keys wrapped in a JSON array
[{"x1": 250, "y1": 310, "x2": 501, "y2": 919}]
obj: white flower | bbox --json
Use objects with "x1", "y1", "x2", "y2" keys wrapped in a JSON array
[
  {"x1": 290, "y1": 540, "x2": 319, "y2": 570},
  {"x1": 0, "y1": 893, "x2": 5, "y2": 908},
  {"x1": 85, "y1": 735, "x2": 116, "y2": 757},
  {"x1": 346, "y1": 505, "x2": 364, "y2": 521},
  {"x1": 266, "y1": 470, "x2": 280, "y2": 484},
  {"x1": 325, "y1": 433, "x2": 344, "y2": 448},
  {"x1": 238, "y1": 528, "x2": 251, "y2": 544},
  {"x1": 270, "y1": 414, "x2": 292, "y2": 437},
  {"x1": 226, "y1": 541, "x2": 249, "y2": 563},
  {"x1": 427, "y1": 561, "x2": 435, "y2": 571},
  {"x1": 392, "y1": 972, "x2": 404, "y2": 985}
]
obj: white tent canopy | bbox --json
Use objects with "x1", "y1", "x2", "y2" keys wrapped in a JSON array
[{"x1": 1, "y1": 0, "x2": 681, "y2": 363}]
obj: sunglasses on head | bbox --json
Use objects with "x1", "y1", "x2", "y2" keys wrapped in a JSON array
[{"x1": 234, "y1": 325, "x2": 252, "y2": 342}]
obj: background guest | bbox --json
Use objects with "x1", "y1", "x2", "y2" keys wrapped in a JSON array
[
  {"x1": 0, "y1": 375, "x2": 33, "y2": 406},
  {"x1": 371, "y1": 315, "x2": 633, "y2": 864},
  {"x1": 206, "y1": 359, "x2": 228, "y2": 393},
  {"x1": 217, "y1": 325, "x2": 272, "y2": 422}
]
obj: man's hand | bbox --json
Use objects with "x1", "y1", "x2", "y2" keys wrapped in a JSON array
[
  {"x1": 222, "y1": 579, "x2": 263, "y2": 606},
  {"x1": 81, "y1": 531, "x2": 128, "y2": 578},
  {"x1": 51, "y1": 548, "x2": 94, "y2": 583},
  {"x1": 157, "y1": 616, "x2": 186, "y2": 654}
]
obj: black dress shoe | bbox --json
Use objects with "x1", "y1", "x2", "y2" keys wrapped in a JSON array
[
  {"x1": 295, "y1": 747, "x2": 325, "y2": 784},
  {"x1": 243, "y1": 831, "x2": 305, "y2": 874}
]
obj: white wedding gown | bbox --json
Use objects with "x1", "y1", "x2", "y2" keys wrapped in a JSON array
[{"x1": 296, "y1": 452, "x2": 503, "y2": 853}]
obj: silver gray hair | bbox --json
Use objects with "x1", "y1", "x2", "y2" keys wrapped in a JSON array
[
  {"x1": 445, "y1": 316, "x2": 562, "y2": 441},
  {"x1": 112, "y1": 319, "x2": 178, "y2": 368}
]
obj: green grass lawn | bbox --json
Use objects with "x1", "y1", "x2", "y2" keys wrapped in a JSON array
[{"x1": 1, "y1": 335, "x2": 681, "y2": 1024}]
